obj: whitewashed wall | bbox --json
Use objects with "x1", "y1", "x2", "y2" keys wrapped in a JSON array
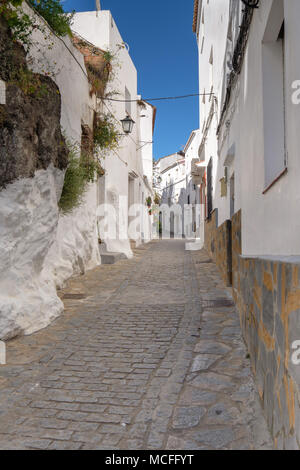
[
  {"x1": 0, "y1": 5, "x2": 98, "y2": 339},
  {"x1": 217, "y1": 0, "x2": 300, "y2": 256},
  {"x1": 139, "y1": 101, "x2": 155, "y2": 185},
  {"x1": 27, "y1": 7, "x2": 101, "y2": 285},
  {"x1": 184, "y1": 130, "x2": 201, "y2": 206},
  {"x1": 0, "y1": 5, "x2": 154, "y2": 339},
  {"x1": 184, "y1": 130, "x2": 203, "y2": 238},
  {"x1": 196, "y1": 0, "x2": 230, "y2": 230},
  {"x1": 159, "y1": 155, "x2": 186, "y2": 205},
  {"x1": 72, "y1": 11, "x2": 154, "y2": 252}
]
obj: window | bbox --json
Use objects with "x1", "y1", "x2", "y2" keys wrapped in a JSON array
[{"x1": 262, "y1": 0, "x2": 286, "y2": 190}]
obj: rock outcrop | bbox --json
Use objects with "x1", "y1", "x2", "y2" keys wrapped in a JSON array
[{"x1": 0, "y1": 17, "x2": 68, "y2": 189}]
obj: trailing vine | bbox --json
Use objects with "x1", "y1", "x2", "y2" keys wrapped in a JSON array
[
  {"x1": 154, "y1": 193, "x2": 160, "y2": 205},
  {"x1": 10, "y1": 66, "x2": 50, "y2": 97},
  {"x1": 0, "y1": 0, "x2": 37, "y2": 48},
  {"x1": 59, "y1": 111, "x2": 122, "y2": 214},
  {"x1": 58, "y1": 141, "x2": 104, "y2": 214},
  {"x1": 0, "y1": 0, "x2": 73, "y2": 50},
  {"x1": 59, "y1": 111, "x2": 121, "y2": 214},
  {"x1": 72, "y1": 35, "x2": 120, "y2": 101},
  {"x1": 93, "y1": 114, "x2": 120, "y2": 155},
  {"x1": 58, "y1": 143, "x2": 89, "y2": 214},
  {"x1": 27, "y1": 0, "x2": 73, "y2": 37}
]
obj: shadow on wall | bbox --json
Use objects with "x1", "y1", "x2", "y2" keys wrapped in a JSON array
[{"x1": 161, "y1": 177, "x2": 175, "y2": 205}]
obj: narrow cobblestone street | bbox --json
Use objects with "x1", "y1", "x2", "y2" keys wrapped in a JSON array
[{"x1": 0, "y1": 240, "x2": 273, "y2": 450}]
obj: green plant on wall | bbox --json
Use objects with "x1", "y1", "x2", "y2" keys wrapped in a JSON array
[
  {"x1": 86, "y1": 62, "x2": 110, "y2": 99},
  {"x1": 88, "y1": 50, "x2": 119, "y2": 100},
  {"x1": 59, "y1": 109, "x2": 122, "y2": 213},
  {"x1": 58, "y1": 139, "x2": 106, "y2": 214},
  {"x1": 28, "y1": 0, "x2": 74, "y2": 37},
  {"x1": 80, "y1": 151, "x2": 105, "y2": 182},
  {"x1": 102, "y1": 50, "x2": 114, "y2": 64},
  {"x1": 154, "y1": 192, "x2": 160, "y2": 205},
  {"x1": 1, "y1": 0, "x2": 73, "y2": 49},
  {"x1": 146, "y1": 196, "x2": 152, "y2": 208},
  {"x1": 0, "y1": 0, "x2": 37, "y2": 47},
  {"x1": 93, "y1": 114, "x2": 120, "y2": 155},
  {"x1": 58, "y1": 143, "x2": 89, "y2": 214},
  {"x1": 10, "y1": 66, "x2": 49, "y2": 97}
]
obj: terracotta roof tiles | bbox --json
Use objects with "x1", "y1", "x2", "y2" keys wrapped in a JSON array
[{"x1": 192, "y1": 0, "x2": 199, "y2": 33}]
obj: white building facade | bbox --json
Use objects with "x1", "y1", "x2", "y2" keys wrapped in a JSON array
[
  {"x1": 72, "y1": 11, "x2": 155, "y2": 255},
  {"x1": 193, "y1": 0, "x2": 300, "y2": 449},
  {"x1": 183, "y1": 129, "x2": 204, "y2": 239},
  {"x1": 154, "y1": 153, "x2": 186, "y2": 238},
  {"x1": 156, "y1": 153, "x2": 186, "y2": 206}
]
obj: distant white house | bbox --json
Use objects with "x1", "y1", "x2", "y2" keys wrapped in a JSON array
[
  {"x1": 154, "y1": 152, "x2": 186, "y2": 238},
  {"x1": 155, "y1": 153, "x2": 186, "y2": 206},
  {"x1": 183, "y1": 129, "x2": 204, "y2": 239}
]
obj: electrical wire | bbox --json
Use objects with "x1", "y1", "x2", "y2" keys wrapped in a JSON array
[
  {"x1": 102, "y1": 100, "x2": 153, "y2": 186},
  {"x1": 101, "y1": 93, "x2": 214, "y2": 103},
  {"x1": 27, "y1": 3, "x2": 214, "y2": 105},
  {"x1": 26, "y1": 2, "x2": 199, "y2": 178},
  {"x1": 136, "y1": 141, "x2": 153, "y2": 152},
  {"x1": 102, "y1": 99, "x2": 139, "y2": 148}
]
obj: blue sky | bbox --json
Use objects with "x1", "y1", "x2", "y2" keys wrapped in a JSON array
[{"x1": 63, "y1": 0, "x2": 199, "y2": 159}]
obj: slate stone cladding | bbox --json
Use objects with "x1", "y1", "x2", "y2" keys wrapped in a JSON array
[
  {"x1": 205, "y1": 209, "x2": 300, "y2": 449},
  {"x1": 204, "y1": 209, "x2": 232, "y2": 286}
]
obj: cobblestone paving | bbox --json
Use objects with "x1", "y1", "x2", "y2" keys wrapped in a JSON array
[{"x1": 0, "y1": 240, "x2": 273, "y2": 450}]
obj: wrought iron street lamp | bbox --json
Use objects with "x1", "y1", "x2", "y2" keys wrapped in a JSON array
[
  {"x1": 120, "y1": 115, "x2": 135, "y2": 134},
  {"x1": 241, "y1": 0, "x2": 259, "y2": 7}
]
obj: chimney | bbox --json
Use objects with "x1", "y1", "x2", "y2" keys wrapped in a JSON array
[{"x1": 96, "y1": 0, "x2": 101, "y2": 16}]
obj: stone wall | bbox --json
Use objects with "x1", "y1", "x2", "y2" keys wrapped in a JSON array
[
  {"x1": 204, "y1": 208, "x2": 300, "y2": 448},
  {"x1": 231, "y1": 210, "x2": 300, "y2": 449},
  {"x1": 231, "y1": 210, "x2": 242, "y2": 293},
  {"x1": 204, "y1": 209, "x2": 232, "y2": 286}
]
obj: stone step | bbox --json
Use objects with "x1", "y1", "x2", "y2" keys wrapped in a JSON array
[
  {"x1": 185, "y1": 239, "x2": 204, "y2": 251},
  {"x1": 100, "y1": 252, "x2": 127, "y2": 265}
]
